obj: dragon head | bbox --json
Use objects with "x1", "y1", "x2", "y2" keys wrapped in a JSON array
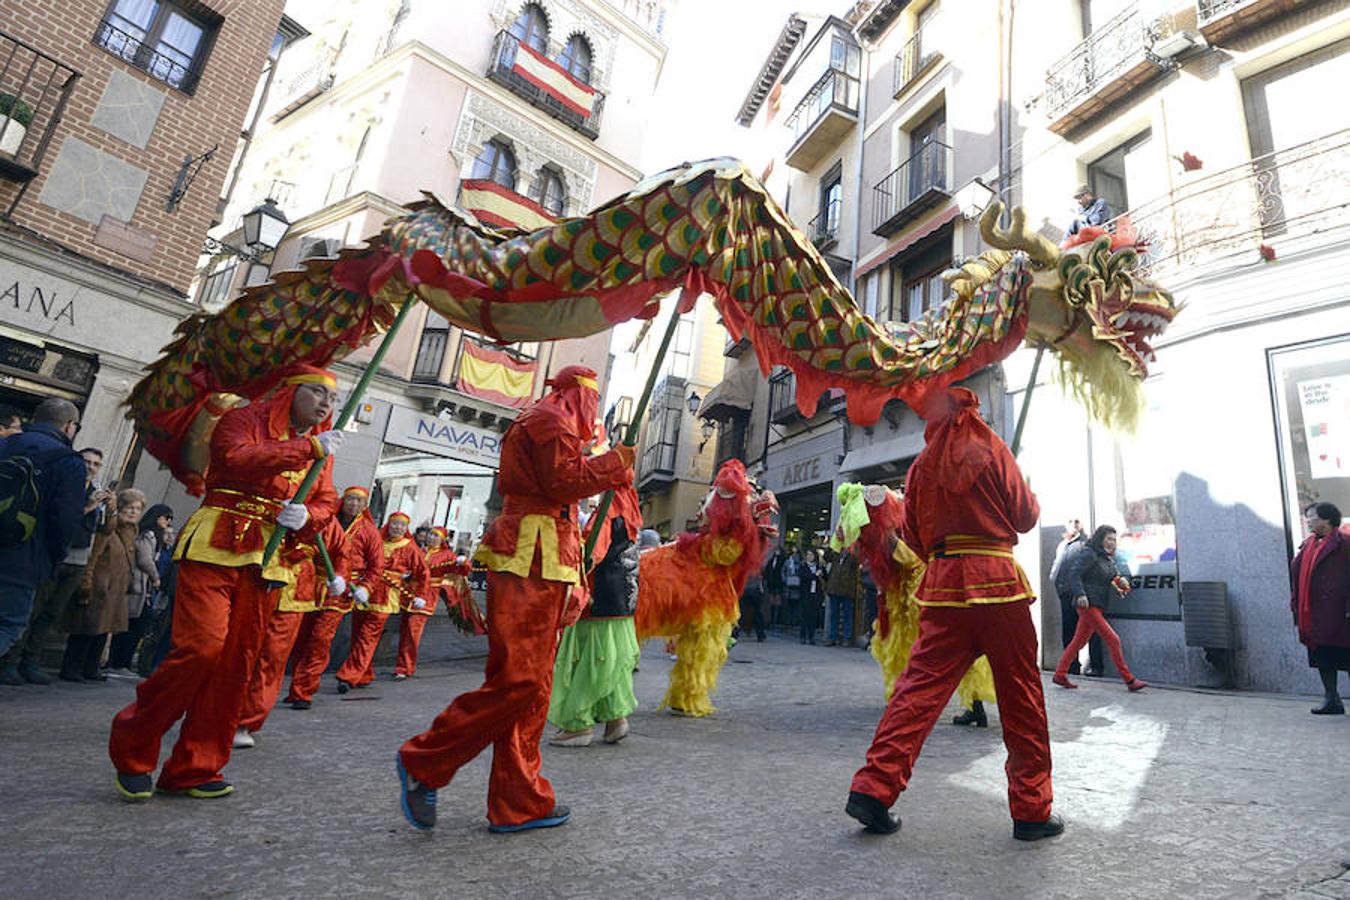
[{"x1": 971, "y1": 203, "x2": 1180, "y2": 429}]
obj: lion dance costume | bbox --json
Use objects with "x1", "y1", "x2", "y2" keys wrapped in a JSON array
[{"x1": 634, "y1": 460, "x2": 778, "y2": 717}]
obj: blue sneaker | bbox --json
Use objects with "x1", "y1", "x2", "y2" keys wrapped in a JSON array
[
  {"x1": 488, "y1": 805, "x2": 571, "y2": 833},
  {"x1": 396, "y1": 755, "x2": 436, "y2": 830}
]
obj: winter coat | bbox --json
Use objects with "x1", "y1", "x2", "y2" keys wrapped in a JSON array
[
  {"x1": 1290, "y1": 527, "x2": 1350, "y2": 650},
  {"x1": 126, "y1": 531, "x2": 161, "y2": 619},
  {"x1": 70, "y1": 518, "x2": 140, "y2": 635},
  {"x1": 0, "y1": 423, "x2": 88, "y2": 588},
  {"x1": 1059, "y1": 543, "x2": 1121, "y2": 609},
  {"x1": 826, "y1": 550, "x2": 861, "y2": 599},
  {"x1": 763, "y1": 552, "x2": 785, "y2": 593}
]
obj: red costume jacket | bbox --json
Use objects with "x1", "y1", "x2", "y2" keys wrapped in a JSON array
[
  {"x1": 275, "y1": 518, "x2": 349, "y2": 613},
  {"x1": 474, "y1": 403, "x2": 630, "y2": 585},
  {"x1": 382, "y1": 537, "x2": 431, "y2": 615},
  {"x1": 321, "y1": 511, "x2": 385, "y2": 613}
]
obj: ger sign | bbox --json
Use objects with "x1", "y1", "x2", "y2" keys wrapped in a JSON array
[{"x1": 384, "y1": 405, "x2": 504, "y2": 467}]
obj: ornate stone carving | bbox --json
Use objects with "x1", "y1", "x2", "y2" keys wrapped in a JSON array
[{"x1": 488, "y1": 0, "x2": 618, "y2": 89}]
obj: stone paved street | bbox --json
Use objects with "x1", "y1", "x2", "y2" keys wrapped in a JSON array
[{"x1": 1, "y1": 634, "x2": 1347, "y2": 899}]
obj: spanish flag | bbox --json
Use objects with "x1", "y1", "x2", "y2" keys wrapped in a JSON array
[
  {"x1": 512, "y1": 41, "x2": 598, "y2": 117},
  {"x1": 457, "y1": 340, "x2": 537, "y2": 408},
  {"x1": 458, "y1": 179, "x2": 557, "y2": 231}
]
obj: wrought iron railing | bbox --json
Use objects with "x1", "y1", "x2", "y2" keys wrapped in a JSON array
[
  {"x1": 784, "y1": 67, "x2": 860, "y2": 144},
  {"x1": 893, "y1": 28, "x2": 941, "y2": 97},
  {"x1": 1101, "y1": 127, "x2": 1350, "y2": 277},
  {"x1": 638, "y1": 378, "x2": 684, "y2": 481},
  {"x1": 272, "y1": 56, "x2": 334, "y2": 119},
  {"x1": 0, "y1": 29, "x2": 80, "y2": 187},
  {"x1": 807, "y1": 197, "x2": 841, "y2": 247},
  {"x1": 872, "y1": 140, "x2": 952, "y2": 231},
  {"x1": 768, "y1": 368, "x2": 798, "y2": 423},
  {"x1": 1196, "y1": 0, "x2": 1262, "y2": 24},
  {"x1": 486, "y1": 31, "x2": 605, "y2": 140},
  {"x1": 1043, "y1": 3, "x2": 1172, "y2": 122},
  {"x1": 93, "y1": 19, "x2": 199, "y2": 93}
]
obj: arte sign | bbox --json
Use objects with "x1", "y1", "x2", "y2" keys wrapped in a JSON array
[
  {"x1": 781, "y1": 455, "x2": 823, "y2": 488},
  {"x1": 384, "y1": 405, "x2": 503, "y2": 468}
]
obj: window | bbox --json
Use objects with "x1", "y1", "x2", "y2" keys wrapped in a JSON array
[
  {"x1": 817, "y1": 163, "x2": 842, "y2": 244},
  {"x1": 665, "y1": 316, "x2": 694, "y2": 379},
  {"x1": 1086, "y1": 129, "x2": 1153, "y2": 218},
  {"x1": 509, "y1": 3, "x2": 550, "y2": 53},
  {"x1": 829, "y1": 35, "x2": 862, "y2": 78},
  {"x1": 470, "y1": 139, "x2": 518, "y2": 190},
  {"x1": 558, "y1": 34, "x2": 593, "y2": 84},
  {"x1": 198, "y1": 259, "x2": 237, "y2": 308},
  {"x1": 531, "y1": 168, "x2": 567, "y2": 217},
  {"x1": 95, "y1": 0, "x2": 219, "y2": 93},
  {"x1": 412, "y1": 311, "x2": 450, "y2": 382},
  {"x1": 886, "y1": 228, "x2": 951, "y2": 323}
]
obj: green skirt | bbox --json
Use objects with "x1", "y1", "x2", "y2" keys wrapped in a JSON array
[{"x1": 548, "y1": 616, "x2": 640, "y2": 732}]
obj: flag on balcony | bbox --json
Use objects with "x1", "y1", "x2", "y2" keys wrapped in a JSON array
[
  {"x1": 512, "y1": 41, "x2": 598, "y2": 117},
  {"x1": 458, "y1": 179, "x2": 558, "y2": 231},
  {"x1": 457, "y1": 339, "x2": 537, "y2": 408}
]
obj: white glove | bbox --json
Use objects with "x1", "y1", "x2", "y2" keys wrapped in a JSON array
[
  {"x1": 327, "y1": 575, "x2": 346, "y2": 597},
  {"x1": 276, "y1": 502, "x2": 309, "y2": 530},
  {"x1": 352, "y1": 585, "x2": 370, "y2": 606},
  {"x1": 412, "y1": 597, "x2": 427, "y2": 610},
  {"x1": 316, "y1": 430, "x2": 344, "y2": 457}
]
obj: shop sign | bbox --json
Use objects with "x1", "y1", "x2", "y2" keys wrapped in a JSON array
[
  {"x1": 0, "y1": 279, "x2": 76, "y2": 327},
  {"x1": 384, "y1": 405, "x2": 502, "y2": 467},
  {"x1": 781, "y1": 455, "x2": 823, "y2": 488}
]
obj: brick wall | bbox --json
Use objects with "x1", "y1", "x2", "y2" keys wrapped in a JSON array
[{"x1": 0, "y1": 0, "x2": 286, "y2": 295}]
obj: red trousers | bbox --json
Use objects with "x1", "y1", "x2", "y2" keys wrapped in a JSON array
[
  {"x1": 1055, "y1": 605, "x2": 1134, "y2": 682},
  {"x1": 237, "y1": 609, "x2": 304, "y2": 733},
  {"x1": 851, "y1": 601, "x2": 1053, "y2": 822},
  {"x1": 286, "y1": 608, "x2": 344, "y2": 702},
  {"x1": 399, "y1": 564, "x2": 567, "y2": 827},
  {"x1": 396, "y1": 613, "x2": 430, "y2": 676},
  {"x1": 336, "y1": 610, "x2": 389, "y2": 685},
  {"x1": 109, "y1": 560, "x2": 272, "y2": 789}
]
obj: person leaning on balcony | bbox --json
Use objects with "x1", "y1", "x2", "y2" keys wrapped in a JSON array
[{"x1": 1066, "y1": 184, "x2": 1111, "y2": 237}]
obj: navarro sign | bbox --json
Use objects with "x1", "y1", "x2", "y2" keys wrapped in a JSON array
[{"x1": 384, "y1": 405, "x2": 503, "y2": 467}]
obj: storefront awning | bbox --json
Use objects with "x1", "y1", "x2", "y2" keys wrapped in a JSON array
[
  {"x1": 839, "y1": 431, "x2": 926, "y2": 477},
  {"x1": 697, "y1": 367, "x2": 759, "y2": 421}
]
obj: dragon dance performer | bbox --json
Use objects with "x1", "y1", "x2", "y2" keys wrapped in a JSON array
[
  {"x1": 846, "y1": 387, "x2": 1061, "y2": 841},
  {"x1": 336, "y1": 511, "x2": 428, "y2": 691},
  {"x1": 634, "y1": 460, "x2": 778, "y2": 717},
  {"x1": 433, "y1": 541, "x2": 487, "y2": 637},
  {"x1": 109, "y1": 365, "x2": 342, "y2": 801},
  {"x1": 285, "y1": 486, "x2": 385, "y2": 709},
  {"x1": 394, "y1": 526, "x2": 454, "y2": 679},
  {"x1": 397, "y1": 366, "x2": 634, "y2": 832},
  {"x1": 832, "y1": 483, "x2": 997, "y2": 727},
  {"x1": 548, "y1": 471, "x2": 643, "y2": 748},
  {"x1": 234, "y1": 517, "x2": 349, "y2": 747}
]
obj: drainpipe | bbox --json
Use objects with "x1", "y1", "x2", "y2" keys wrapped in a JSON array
[
  {"x1": 849, "y1": 40, "x2": 871, "y2": 298},
  {"x1": 998, "y1": 0, "x2": 1014, "y2": 210}
]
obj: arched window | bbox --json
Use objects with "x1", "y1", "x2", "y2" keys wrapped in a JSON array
[
  {"x1": 531, "y1": 168, "x2": 566, "y2": 216},
  {"x1": 509, "y1": 3, "x2": 549, "y2": 52},
  {"x1": 470, "y1": 139, "x2": 518, "y2": 190},
  {"x1": 558, "y1": 34, "x2": 593, "y2": 84}
]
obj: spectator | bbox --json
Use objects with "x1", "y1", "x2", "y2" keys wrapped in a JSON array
[
  {"x1": 60, "y1": 488, "x2": 146, "y2": 682},
  {"x1": 1052, "y1": 525, "x2": 1147, "y2": 692},
  {"x1": 0, "y1": 399, "x2": 88, "y2": 664},
  {"x1": 763, "y1": 543, "x2": 786, "y2": 627},
  {"x1": 105, "y1": 504, "x2": 171, "y2": 673},
  {"x1": 414, "y1": 524, "x2": 431, "y2": 549},
  {"x1": 140, "y1": 525, "x2": 179, "y2": 677},
  {"x1": 826, "y1": 546, "x2": 862, "y2": 648},
  {"x1": 1051, "y1": 519, "x2": 1101, "y2": 675},
  {"x1": 1066, "y1": 184, "x2": 1110, "y2": 238},
  {"x1": 1290, "y1": 502, "x2": 1349, "y2": 716},
  {"x1": 799, "y1": 548, "x2": 824, "y2": 645},
  {"x1": 782, "y1": 545, "x2": 805, "y2": 629},
  {"x1": 740, "y1": 566, "x2": 767, "y2": 643},
  {"x1": 0, "y1": 403, "x2": 23, "y2": 438}
]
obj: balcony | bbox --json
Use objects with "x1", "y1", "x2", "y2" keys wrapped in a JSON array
[
  {"x1": 1100, "y1": 127, "x2": 1350, "y2": 278},
  {"x1": 271, "y1": 57, "x2": 334, "y2": 122},
  {"x1": 893, "y1": 29, "x2": 942, "y2": 99},
  {"x1": 807, "y1": 197, "x2": 841, "y2": 250},
  {"x1": 784, "y1": 67, "x2": 859, "y2": 171},
  {"x1": 638, "y1": 377, "x2": 685, "y2": 488},
  {"x1": 93, "y1": 19, "x2": 202, "y2": 94},
  {"x1": 1197, "y1": 0, "x2": 1309, "y2": 43},
  {"x1": 0, "y1": 30, "x2": 80, "y2": 185},
  {"x1": 769, "y1": 368, "x2": 800, "y2": 424},
  {"x1": 872, "y1": 140, "x2": 952, "y2": 237},
  {"x1": 1043, "y1": 3, "x2": 1175, "y2": 137},
  {"x1": 724, "y1": 335, "x2": 750, "y2": 357},
  {"x1": 486, "y1": 31, "x2": 604, "y2": 140}
]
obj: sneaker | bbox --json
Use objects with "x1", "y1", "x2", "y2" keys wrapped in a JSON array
[
  {"x1": 159, "y1": 781, "x2": 235, "y2": 799},
  {"x1": 0, "y1": 664, "x2": 24, "y2": 686},
  {"x1": 488, "y1": 805, "x2": 571, "y2": 833},
  {"x1": 1052, "y1": 674, "x2": 1077, "y2": 690},
  {"x1": 19, "y1": 664, "x2": 51, "y2": 685},
  {"x1": 115, "y1": 771, "x2": 153, "y2": 803},
  {"x1": 336, "y1": 679, "x2": 351, "y2": 695},
  {"x1": 1126, "y1": 678, "x2": 1148, "y2": 693},
  {"x1": 393, "y1": 673, "x2": 409, "y2": 681},
  {"x1": 396, "y1": 755, "x2": 437, "y2": 830},
  {"x1": 549, "y1": 728, "x2": 594, "y2": 747},
  {"x1": 602, "y1": 718, "x2": 630, "y2": 744},
  {"x1": 845, "y1": 791, "x2": 901, "y2": 835},
  {"x1": 233, "y1": 728, "x2": 255, "y2": 749},
  {"x1": 1013, "y1": 813, "x2": 1065, "y2": 841},
  {"x1": 288, "y1": 699, "x2": 312, "y2": 710}
]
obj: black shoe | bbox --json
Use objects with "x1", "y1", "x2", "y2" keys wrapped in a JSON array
[
  {"x1": 397, "y1": 755, "x2": 436, "y2": 830},
  {"x1": 58, "y1": 671, "x2": 87, "y2": 683},
  {"x1": 336, "y1": 679, "x2": 351, "y2": 695},
  {"x1": 19, "y1": 664, "x2": 52, "y2": 685},
  {"x1": 953, "y1": 701, "x2": 988, "y2": 728},
  {"x1": 289, "y1": 699, "x2": 312, "y2": 710},
  {"x1": 1082, "y1": 667, "x2": 1103, "y2": 678},
  {"x1": 114, "y1": 772, "x2": 153, "y2": 803},
  {"x1": 1311, "y1": 700, "x2": 1345, "y2": 715},
  {"x1": 84, "y1": 672, "x2": 108, "y2": 682},
  {"x1": 0, "y1": 664, "x2": 24, "y2": 686},
  {"x1": 1013, "y1": 813, "x2": 1065, "y2": 841},
  {"x1": 845, "y1": 791, "x2": 901, "y2": 835},
  {"x1": 1067, "y1": 661, "x2": 1081, "y2": 676}
]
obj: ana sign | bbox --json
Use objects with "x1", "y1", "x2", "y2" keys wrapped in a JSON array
[{"x1": 384, "y1": 405, "x2": 503, "y2": 468}]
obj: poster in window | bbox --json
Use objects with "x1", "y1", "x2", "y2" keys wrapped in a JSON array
[{"x1": 1296, "y1": 374, "x2": 1350, "y2": 479}]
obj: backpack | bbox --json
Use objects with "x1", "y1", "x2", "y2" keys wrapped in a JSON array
[
  {"x1": 588, "y1": 516, "x2": 639, "y2": 618},
  {"x1": 0, "y1": 453, "x2": 42, "y2": 548}
]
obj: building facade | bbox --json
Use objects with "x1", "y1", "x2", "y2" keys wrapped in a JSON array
[
  {"x1": 0, "y1": 0, "x2": 288, "y2": 494},
  {"x1": 183, "y1": 0, "x2": 670, "y2": 549}
]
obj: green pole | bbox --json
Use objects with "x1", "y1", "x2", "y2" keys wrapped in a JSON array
[
  {"x1": 261, "y1": 295, "x2": 419, "y2": 571},
  {"x1": 1009, "y1": 344, "x2": 1045, "y2": 457},
  {"x1": 583, "y1": 305, "x2": 685, "y2": 565},
  {"x1": 315, "y1": 533, "x2": 335, "y2": 581}
]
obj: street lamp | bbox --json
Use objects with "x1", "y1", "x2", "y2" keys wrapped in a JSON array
[
  {"x1": 203, "y1": 197, "x2": 292, "y2": 261},
  {"x1": 686, "y1": 390, "x2": 701, "y2": 415},
  {"x1": 698, "y1": 417, "x2": 717, "y2": 452}
]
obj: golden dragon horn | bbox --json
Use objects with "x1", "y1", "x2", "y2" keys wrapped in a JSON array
[{"x1": 979, "y1": 202, "x2": 1061, "y2": 266}]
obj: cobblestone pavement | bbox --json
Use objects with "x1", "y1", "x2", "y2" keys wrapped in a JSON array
[{"x1": 1, "y1": 633, "x2": 1346, "y2": 899}]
